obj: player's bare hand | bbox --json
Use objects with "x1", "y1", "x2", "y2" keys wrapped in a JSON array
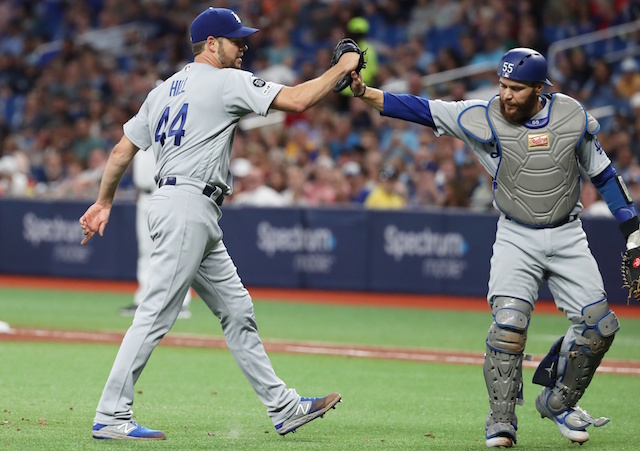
[
  {"x1": 79, "y1": 202, "x2": 111, "y2": 245},
  {"x1": 350, "y1": 71, "x2": 364, "y2": 95}
]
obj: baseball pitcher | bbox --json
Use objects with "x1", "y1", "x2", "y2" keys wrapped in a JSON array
[{"x1": 79, "y1": 7, "x2": 363, "y2": 441}]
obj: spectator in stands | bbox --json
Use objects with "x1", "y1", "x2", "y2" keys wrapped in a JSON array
[
  {"x1": 1, "y1": 0, "x2": 639, "y2": 217},
  {"x1": 362, "y1": 146, "x2": 383, "y2": 187},
  {"x1": 563, "y1": 48, "x2": 593, "y2": 100},
  {"x1": 469, "y1": 33, "x2": 506, "y2": 67},
  {"x1": 342, "y1": 17, "x2": 378, "y2": 97},
  {"x1": 581, "y1": 59, "x2": 616, "y2": 108},
  {"x1": 516, "y1": 14, "x2": 546, "y2": 54},
  {"x1": 409, "y1": 160, "x2": 444, "y2": 208},
  {"x1": 32, "y1": 149, "x2": 65, "y2": 195},
  {"x1": 407, "y1": 37, "x2": 435, "y2": 75},
  {"x1": 284, "y1": 121, "x2": 317, "y2": 166},
  {"x1": 281, "y1": 164, "x2": 308, "y2": 206},
  {"x1": 342, "y1": 161, "x2": 371, "y2": 204},
  {"x1": 433, "y1": 46, "x2": 463, "y2": 73},
  {"x1": 265, "y1": 163, "x2": 288, "y2": 195},
  {"x1": 459, "y1": 153, "x2": 492, "y2": 211},
  {"x1": 47, "y1": 157, "x2": 83, "y2": 199},
  {"x1": 331, "y1": 167, "x2": 352, "y2": 205},
  {"x1": 381, "y1": 120, "x2": 420, "y2": 165},
  {"x1": 232, "y1": 166, "x2": 286, "y2": 207},
  {"x1": 254, "y1": 51, "x2": 297, "y2": 86},
  {"x1": 72, "y1": 147, "x2": 108, "y2": 197},
  {"x1": 364, "y1": 165, "x2": 407, "y2": 209},
  {"x1": 610, "y1": 131, "x2": 636, "y2": 182},
  {"x1": 304, "y1": 155, "x2": 337, "y2": 206},
  {"x1": 423, "y1": 0, "x2": 463, "y2": 30},
  {"x1": 468, "y1": 171, "x2": 495, "y2": 212},
  {"x1": 0, "y1": 151, "x2": 29, "y2": 197},
  {"x1": 614, "y1": 57, "x2": 640, "y2": 99},
  {"x1": 458, "y1": 31, "x2": 478, "y2": 67},
  {"x1": 406, "y1": 0, "x2": 432, "y2": 39},
  {"x1": 442, "y1": 178, "x2": 470, "y2": 208},
  {"x1": 264, "y1": 26, "x2": 297, "y2": 66},
  {"x1": 72, "y1": 116, "x2": 105, "y2": 165},
  {"x1": 580, "y1": 59, "x2": 618, "y2": 132}
]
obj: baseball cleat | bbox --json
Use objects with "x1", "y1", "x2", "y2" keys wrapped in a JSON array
[
  {"x1": 275, "y1": 392, "x2": 341, "y2": 435},
  {"x1": 485, "y1": 435, "x2": 513, "y2": 448},
  {"x1": 485, "y1": 416, "x2": 516, "y2": 448},
  {"x1": 535, "y1": 392, "x2": 609, "y2": 444},
  {"x1": 91, "y1": 421, "x2": 166, "y2": 440}
]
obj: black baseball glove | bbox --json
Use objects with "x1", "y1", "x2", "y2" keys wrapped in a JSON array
[
  {"x1": 621, "y1": 247, "x2": 640, "y2": 303},
  {"x1": 330, "y1": 37, "x2": 367, "y2": 92}
]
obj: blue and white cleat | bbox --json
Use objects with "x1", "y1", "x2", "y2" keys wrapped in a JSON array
[
  {"x1": 275, "y1": 392, "x2": 342, "y2": 436},
  {"x1": 535, "y1": 391, "x2": 609, "y2": 444},
  {"x1": 91, "y1": 421, "x2": 166, "y2": 440}
]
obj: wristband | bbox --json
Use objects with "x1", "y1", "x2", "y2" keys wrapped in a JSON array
[
  {"x1": 353, "y1": 84, "x2": 366, "y2": 98},
  {"x1": 620, "y1": 216, "x2": 640, "y2": 239}
]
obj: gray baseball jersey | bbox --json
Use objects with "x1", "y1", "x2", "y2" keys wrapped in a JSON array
[
  {"x1": 124, "y1": 62, "x2": 283, "y2": 196},
  {"x1": 94, "y1": 64, "x2": 302, "y2": 427},
  {"x1": 428, "y1": 98, "x2": 610, "y2": 318}
]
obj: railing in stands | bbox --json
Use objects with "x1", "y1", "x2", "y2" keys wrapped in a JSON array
[{"x1": 547, "y1": 20, "x2": 640, "y2": 81}]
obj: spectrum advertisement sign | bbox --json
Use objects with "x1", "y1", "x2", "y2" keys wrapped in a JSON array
[
  {"x1": 0, "y1": 199, "x2": 136, "y2": 279},
  {"x1": 0, "y1": 200, "x2": 629, "y2": 303},
  {"x1": 367, "y1": 210, "x2": 496, "y2": 295},
  {"x1": 220, "y1": 207, "x2": 368, "y2": 290}
]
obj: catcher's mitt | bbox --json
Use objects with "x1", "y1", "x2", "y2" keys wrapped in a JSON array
[
  {"x1": 621, "y1": 247, "x2": 640, "y2": 302},
  {"x1": 330, "y1": 37, "x2": 367, "y2": 93}
]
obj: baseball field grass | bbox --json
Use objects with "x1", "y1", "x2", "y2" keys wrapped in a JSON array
[{"x1": 1, "y1": 283, "x2": 640, "y2": 450}]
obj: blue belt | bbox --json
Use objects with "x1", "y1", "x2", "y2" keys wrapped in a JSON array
[
  {"x1": 158, "y1": 177, "x2": 224, "y2": 206},
  {"x1": 505, "y1": 214, "x2": 578, "y2": 229}
]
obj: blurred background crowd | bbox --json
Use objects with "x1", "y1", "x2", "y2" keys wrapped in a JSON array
[{"x1": 1, "y1": 0, "x2": 640, "y2": 216}]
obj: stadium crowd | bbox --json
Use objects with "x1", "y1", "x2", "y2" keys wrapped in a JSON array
[{"x1": 1, "y1": 0, "x2": 639, "y2": 215}]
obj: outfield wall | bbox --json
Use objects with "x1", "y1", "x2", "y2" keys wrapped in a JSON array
[{"x1": 0, "y1": 199, "x2": 628, "y2": 303}]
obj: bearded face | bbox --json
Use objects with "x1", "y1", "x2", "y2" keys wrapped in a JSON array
[
  {"x1": 216, "y1": 37, "x2": 246, "y2": 69},
  {"x1": 499, "y1": 79, "x2": 543, "y2": 123}
]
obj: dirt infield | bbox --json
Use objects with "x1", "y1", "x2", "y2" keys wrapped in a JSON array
[{"x1": 2, "y1": 327, "x2": 640, "y2": 376}]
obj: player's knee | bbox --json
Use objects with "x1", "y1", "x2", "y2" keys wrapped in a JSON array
[
  {"x1": 487, "y1": 296, "x2": 533, "y2": 354},
  {"x1": 220, "y1": 300, "x2": 257, "y2": 331},
  {"x1": 579, "y1": 299, "x2": 619, "y2": 355}
]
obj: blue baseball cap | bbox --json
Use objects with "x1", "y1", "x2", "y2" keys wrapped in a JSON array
[{"x1": 190, "y1": 7, "x2": 258, "y2": 43}]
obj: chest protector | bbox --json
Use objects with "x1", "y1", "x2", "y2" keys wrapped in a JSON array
[{"x1": 459, "y1": 93, "x2": 589, "y2": 227}]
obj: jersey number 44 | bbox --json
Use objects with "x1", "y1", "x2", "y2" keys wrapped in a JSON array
[{"x1": 155, "y1": 103, "x2": 189, "y2": 146}]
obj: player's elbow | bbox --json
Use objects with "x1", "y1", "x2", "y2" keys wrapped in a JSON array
[
  {"x1": 272, "y1": 87, "x2": 311, "y2": 113},
  {"x1": 110, "y1": 136, "x2": 138, "y2": 167}
]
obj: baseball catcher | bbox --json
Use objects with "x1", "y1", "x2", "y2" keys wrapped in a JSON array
[
  {"x1": 347, "y1": 47, "x2": 633, "y2": 448},
  {"x1": 330, "y1": 37, "x2": 367, "y2": 93}
]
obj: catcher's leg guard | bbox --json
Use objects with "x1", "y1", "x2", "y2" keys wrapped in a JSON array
[
  {"x1": 484, "y1": 296, "x2": 532, "y2": 447},
  {"x1": 534, "y1": 299, "x2": 619, "y2": 442}
]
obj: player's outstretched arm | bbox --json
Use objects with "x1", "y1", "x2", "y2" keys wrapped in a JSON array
[
  {"x1": 350, "y1": 71, "x2": 383, "y2": 111},
  {"x1": 271, "y1": 52, "x2": 360, "y2": 113},
  {"x1": 79, "y1": 135, "x2": 138, "y2": 245}
]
